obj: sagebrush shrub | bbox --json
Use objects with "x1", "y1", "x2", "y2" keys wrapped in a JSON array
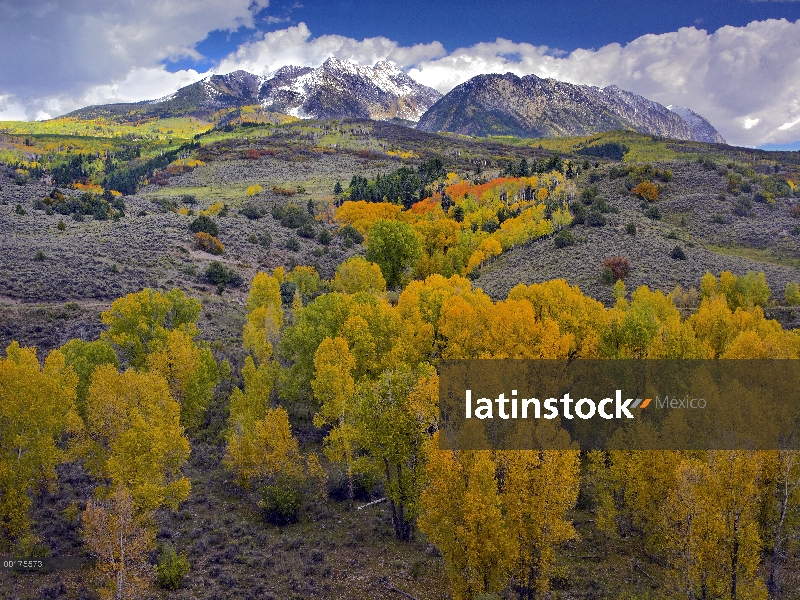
[
  {"x1": 554, "y1": 229, "x2": 575, "y2": 248},
  {"x1": 670, "y1": 245, "x2": 687, "y2": 260}
]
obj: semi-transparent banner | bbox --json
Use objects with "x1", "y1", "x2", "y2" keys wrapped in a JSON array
[{"x1": 438, "y1": 360, "x2": 800, "y2": 450}]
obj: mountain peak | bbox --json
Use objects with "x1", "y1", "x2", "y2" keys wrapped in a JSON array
[
  {"x1": 417, "y1": 73, "x2": 724, "y2": 143},
  {"x1": 667, "y1": 105, "x2": 726, "y2": 144},
  {"x1": 258, "y1": 59, "x2": 441, "y2": 121}
]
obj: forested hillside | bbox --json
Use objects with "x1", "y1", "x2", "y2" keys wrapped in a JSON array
[{"x1": 1, "y1": 117, "x2": 800, "y2": 599}]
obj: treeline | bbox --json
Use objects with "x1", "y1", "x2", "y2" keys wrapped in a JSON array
[
  {"x1": 103, "y1": 140, "x2": 199, "y2": 195},
  {"x1": 344, "y1": 157, "x2": 446, "y2": 208}
]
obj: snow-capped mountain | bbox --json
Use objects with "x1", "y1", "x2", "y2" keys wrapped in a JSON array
[
  {"x1": 416, "y1": 72, "x2": 725, "y2": 143},
  {"x1": 67, "y1": 59, "x2": 441, "y2": 123},
  {"x1": 258, "y1": 58, "x2": 442, "y2": 121}
]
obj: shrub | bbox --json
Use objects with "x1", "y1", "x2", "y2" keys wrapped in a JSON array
[
  {"x1": 785, "y1": 282, "x2": 800, "y2": 306},
  {"x1": 34, "y1": 250, "x2": 45, "y2": 261},
  {"x1": 156, "y1": 545, "x2": 190, "y2": 590},
  {"x1": 338, "y1": 224, "x2": 364, "y2": 245},
  {"x1": 644, "y1": 205, "x2": 661, "y2": 220},
  {"x1": 554, "y1": 229, "x2": 575, "y2": 248},
  {"x1": 670, "y1": 245, "x2": 687, "y2": 260},
  {"x1": 297, "y1": 223, "x2": 316, "y2": 238},
  {"x1": 788, "y1": 205, "x2": 800, "y2": 219},
  {"x1": 586, "y1": 211, "x2": 606, "y2": 227},
  {"x1": 602, "y1": 257, "x2": 630, "y2": 282},
  {"x1": 259, "y1": 483, "x2": 302, "y2": 525},
  {"x1": 181, "y1": 194, "x2": 197, "y2": 205},
  {"x1": 318, "y1": 229, "x2": 332, "y2": 245},
  {"x1": 590, "y1": 197, "x2": 611, "y2": 213},
  {"x1": 581, "y1": 185, "x2": 599, "y2": 205},
  {"x1": 713, "y1": 214, "x2": 727, "y2": 224},
  {"x1": 569, "y1": 201, "x2": 586, "y2": 225},
  {"x1": 194, "y1": 232, "x2": 224, "y2": 255},
  {"x1": 285, "y1": 237, "x2": 301, "y2": 251},
  {"x1": 698, "y1": 157, "x2": 716, "y2": 171},
  {"x1": 259, "y1": 231, "x2": 272, "y2": 248},
  {"x1": 660, "y1": 169, "x2": 673, "y2": 182},
  {"x1": 205, "y1": 261, "x2": 242, "y2": 288},
  {"x1": 57, "y1": 220, "x2": 66, "y2": 231},
  {"x1": 272, "y1": 204, "x2": 311, "y2": 228},
  {"x1": 272, "y1": 186, "x2": 296, "y2": 197},
  {"x1": 240, "y1": 203, "x2": 265, "y2": 220},
  {"x1": 625, "y1": 221, "x2": 637, "y2": 235},
  {"x1": 248, "y1": 233, "x2": 258, "y2": 244},
  {"x1": 189, "y1": 215, "x2": 219, "y2": 236},
  {"x1": 631, "y1": 181, "x2": 659, "y2": 201},
  {"x1": 740, "y1": 181, "x2": 753, "y2": 193},
  {"x1": 15, "y1": 204, "x2": 26, "y2": 215},
  {"x1": 733, "y1": 196, "x2": 753, "y2": 217}
]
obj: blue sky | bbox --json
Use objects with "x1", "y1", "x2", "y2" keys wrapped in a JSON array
[
  {"x1": 0, "y1": 0, "x2": 799, "y2": 148},
  {"x1": 170, "y1": 0, "x2": 800, "y2": 72}
]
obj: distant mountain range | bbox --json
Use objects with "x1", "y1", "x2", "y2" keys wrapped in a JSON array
[
  {"x1": 416, "y1": 72, "x2": 725, "y2": 144},
  {"x1": 66, "y1": 59, "x2": 724, "y2": 144}
]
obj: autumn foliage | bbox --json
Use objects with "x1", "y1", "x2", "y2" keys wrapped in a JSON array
[
  {"x1": 194, "y1": 231, "x2": 224, "y2": 254},
  {"x1": 603, "y1": 256, "x2": 631, "y2": 282},
  {"x1": 3, "y1": 259, "x2": 800, "y2": 599},
  {"x1": 335, "y1": 173, "x2": 571, "y2": 281},
  {"x1": 631, "y1": 180, "x2": 660, "y2": 201}
]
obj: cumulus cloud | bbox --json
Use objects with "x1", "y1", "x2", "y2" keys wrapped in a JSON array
[
  {"x1": 0, "y1": 6, "x2": 798, "y2": 147},
  {"x1": 212, "y1": 19, "x2": 800, "y2": 147},
  {"x1": 0, "y1": 0, "x2": 266, "y2": 118},
  {"x1": 405, "y1": 19, "x2": 800, "y2": 147},
  {"x1": 214, "y1": 23, "x2": 446, "y2": 75}
]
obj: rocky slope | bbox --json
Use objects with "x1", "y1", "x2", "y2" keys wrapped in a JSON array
[
  {"x1": 416, "y1": 72, "x2": 724, "y2": 143},
  {"x1": 667, "y1": 105, "x2": 726, "y2": 144}
]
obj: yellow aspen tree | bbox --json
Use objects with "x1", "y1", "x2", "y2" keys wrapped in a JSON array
[
  {"x1": 60, "y1": 339, "x2": 119, "y2": 419},
  {"x1": 224, "y1": 356, "x2": 276, "y2": 485},
  {"x1": 145, "y1": 329, "x2": 219, "y2": 430},
  {"x1": 765, "y1": 450, "x2": 800, "y2": 596},
  {"x1": 498, "y1": 447, "x2": 580, "y2": 599},
  {"x1": 333, "y1": 256, "x2": 387, "y2": 295},
  {"x1": 418, "y1": 434, "x2": 513, "y2": 599},
  {"x1": 312, "y1": 337, "x2": 357, "y2": 498},
  {"x1": 84, "y1": 366, "x2": 190, "y2": 513},
  {"x1": 357, "y1": 366, "x2": 438, "y2": 540},
  {"x1": 101, "y1": 288, "x2": 201, "y2": 369},
  {"x1": 0, "y1": 343, "x2": 78, "y2": 545},
  {"x1": 662, "y1": 453, "x2": 768, "y2": 600}
]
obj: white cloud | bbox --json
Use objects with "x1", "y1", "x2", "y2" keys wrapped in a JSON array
[
  {"x1": 0, "y1": 0, "x2": 265, "y2": 118},
  {"x1": 0, "y1": 8, "x2": 798, "y2": 147},
  {"x1": 402, "y1": 19, "x2": 800, "y2": 147},
  {"x1": 214, "y1": 23, "x2": 446, "y2": 76}
]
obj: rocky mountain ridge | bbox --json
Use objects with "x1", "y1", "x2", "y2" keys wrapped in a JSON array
[
  {"x1": 68, "y1": 58, "x2": 442, "y2": 123},
  {"x1": 416, "y1": 72, "x2": 725, "y2": 143}
]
